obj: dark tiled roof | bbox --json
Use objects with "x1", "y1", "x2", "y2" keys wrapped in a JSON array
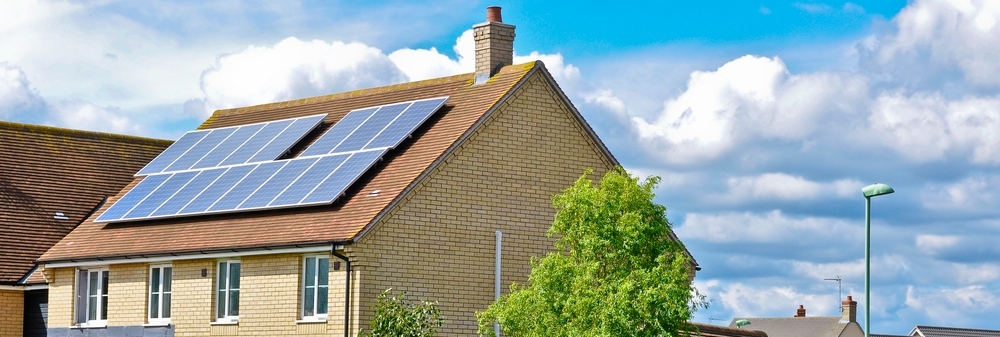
[
  {"x1": 0, "y1": 122, "x2": 171, "y2": 283},
  {"x1": 689, "y1": 322, "x2": 769, "y2": 337},
  {"x1": 913, "y1": 325, "x2": 1000, "y2": 337},
  {"x1": 728, "y1": 317, "x2": 849, "y2": 337},
  {"x1": 40, "y1": 62, "x2": 542, "y2": 262}
]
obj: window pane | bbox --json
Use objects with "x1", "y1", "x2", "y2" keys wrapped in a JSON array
[
  {"x1": 318, "y1": 258, "x2": 329, "y2": 287},
  {"x1": 151, "y1": 267, "x2": 161, "y2": 293},
  {"x1": 217, "y1": 262, "x2": 227, "y2": 318},
  {"x1": 318, "y1": 286, "x2": 328, "y2": 314},
  {"x1": 304, "y1": 287, "x2": 315, "y2": 317},
  {"x1": 218, "y1": 262, "x2": 227, "y2": 289},
  {"x1": 229, "y1": 263, "x2": 240, "y2": 290},
  {"x1": 163, "y1": 267, "x2": 172, "y2": 292},
  {"x1": 89, "y1": 271, "x2": 98, "y2": 320},
  {"x1": 150, "y1": 293, "x2": 160, "y2": 318},
  {"x1": 229, "y1": 289, "x2": 239, "y2": 316},
  {"x1": 217, "y1": 289, "x2": 225, "y2": 318},
  {"x1": 163, "y1": 293, "x2": 171, "y2": 318},
  {"x1": 101, "y1": 271, "x2": 109, "y2": 320},
  {"x1": 305, "y1": 257, "x2": 316, "y2": 287}
]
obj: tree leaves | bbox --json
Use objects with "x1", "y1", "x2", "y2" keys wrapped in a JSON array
[
  {"x1": 361, "y1": 289, "x2": 443, "y2": 337},
  {"x1": 477, "y1": 167, "x2": 708, "y2": 337}
]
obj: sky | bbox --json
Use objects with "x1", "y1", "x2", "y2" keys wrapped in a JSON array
[{"x1": 2, "y1": 0, "x2": 999, "y2": 333}]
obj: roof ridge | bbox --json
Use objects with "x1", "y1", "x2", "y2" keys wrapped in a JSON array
[{"x1": 0, "y1": 120, "x2": 172, "y2": 146}]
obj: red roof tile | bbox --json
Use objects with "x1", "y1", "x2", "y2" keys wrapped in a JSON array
[{"x1": 0, "y1": 122, "x2": 171, "y2": 283}]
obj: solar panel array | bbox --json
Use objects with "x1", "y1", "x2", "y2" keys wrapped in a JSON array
[
  {"x1": 135, "y1": 114, "x2": 327, "y2": 176},
  {"x1": 96, "y1": 96, "x2": 449, "y2": 223}
]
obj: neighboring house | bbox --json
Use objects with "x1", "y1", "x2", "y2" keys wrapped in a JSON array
[
  {"x1": 36, "y1": 7, "x2": 696, "y2": 337},
  {"x1": 729, "y1": 297, "x2": 864, "y2": 337},
  {"x1": 0, "y1": 121, "x2": 171, "y2": 337},
  {"x1": 689, "y1": 322, "x2": 769, "y2": 337},
  {"x1": 873, "y1": 325, "x2": 1000, "y2": 337}
]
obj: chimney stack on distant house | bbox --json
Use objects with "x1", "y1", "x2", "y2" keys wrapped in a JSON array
[
  {"x1": 474, "y1": 6, "x2": 515, "y2": 83},
  {"x1": 795, "y1": 305, "x2": 806, "y2": 317},
  {"x1": 841, "y1": 296, "x2": 857, "y2": 323}
]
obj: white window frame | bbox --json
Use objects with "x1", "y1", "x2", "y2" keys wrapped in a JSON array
[
  {"x1": 75, "y1": 267, "x2": 109, "y2": 327},
  {"x1": 216, "y1": 260, "x2": 241, "y2": 323},
  {"x1": 148, "y1": 264, "x2": 172, "y2": 325},
  {"x1": 301, "y1": 254, "x2": 330, "y2": 321}
]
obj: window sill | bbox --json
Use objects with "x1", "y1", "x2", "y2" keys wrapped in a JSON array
[
  {"x1": 296, "y1": 318, "x2": 328, "y2": 324},
  {"x1": 210, "y1": 320, "x2": 239, "y2": 326},
  {"x1": 144, "y1": 321, "x2": 172, "y2": 327},
  {"x1": 71, "y1": 322, "x2": 108, "y2": 329}
]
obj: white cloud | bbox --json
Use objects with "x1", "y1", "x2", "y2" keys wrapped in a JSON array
[
  {"x1": 793, "y1": 3, "x2": 835, "y2": 14},
  {"x1": 675, "y1": 210, "x2": 860, "y2": 244},
  {"x1": 921, "y1": 175, "x2": 1000, "y2": 209},
  {"x1": 389, "y1": 30, "x2": 474, "y2": 81},
  {"x1": 0, "y1": 62, "x2": 44, "y2": 119},
  {"x1": 719, "y1": 173, "x2": 864, "y2": 202},
  {"x1": 196, "y1": 37, "x2": 406, "y2": 116},
  {"x1": 904, "y1": 285, "x2": 1000, "y2": 323},
  {"x1": 696, "y1": 280, "x2": 838, "y2": 318}
]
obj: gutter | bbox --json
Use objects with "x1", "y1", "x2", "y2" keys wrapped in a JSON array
[{"x1": 330, "y1": 247, "x2": 352, "y2": 337}]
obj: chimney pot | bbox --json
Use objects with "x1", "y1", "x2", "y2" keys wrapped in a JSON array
[
  {"x1": 487, "y1": 6, "x2": 502, "y2": 22},
  {"x1": 795, "y1": 305, "x2": 806, "y2": 317}
]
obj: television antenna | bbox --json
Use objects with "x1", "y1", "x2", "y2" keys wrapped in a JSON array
[
  {"x1": 708, "y1": 316, "x2": 727, "y2": 324},
  {"x1": 824, "y1": 275, "x2": 843, "y2": 309}
]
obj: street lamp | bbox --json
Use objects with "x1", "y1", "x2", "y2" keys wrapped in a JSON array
[{"x1": 861, "y1": 183, "x2": 893, "y2": 337}]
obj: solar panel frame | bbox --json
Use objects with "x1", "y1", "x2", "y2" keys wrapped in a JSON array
[
  {"x1": 364, "y1": 97, "x2": 448, "y2": 150},
  {"x1": 218, "y1": 120, "x2": 293, "y2": 167},
  {"x1": 299, "y1": 107, "x2": 378, "y2": 157},
  {"x1": 95, "y1": 174, "x2": 172, "y2": 222},
  {"x1": 331, "y1": 102, "x2": 410, "y2": 153},
  {"x1": 149, "y1": 168, "x2": 227, "y2": 217},
  {"x1": 134, "y1": 130, "x2": 210, "y2": 176},
  {"x1": 249, "y1": 114, "x2": 327, "y2": 162},
  {"x1": 301, "y1": 148, "x2": 388, "y2": 204}
]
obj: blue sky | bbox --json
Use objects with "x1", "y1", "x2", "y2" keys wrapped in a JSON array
[{"x1": 3, "y1": 0, "x2": 1000, "y2": 334}]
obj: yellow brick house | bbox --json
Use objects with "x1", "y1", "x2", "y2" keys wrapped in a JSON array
[{"x1": 37, "y1": 7, "x2": 692, "y2": 337}]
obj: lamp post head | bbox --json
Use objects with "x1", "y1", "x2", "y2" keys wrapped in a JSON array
[{"x1": 862, "y1": 183, "x2": 894, "y2": 198}]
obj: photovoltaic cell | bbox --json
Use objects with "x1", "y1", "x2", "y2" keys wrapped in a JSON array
[
  {"x1": 96, "y1": 174, "x2": 171, "y2": 222},
  {"x1": 366, "y1": 97, "x2": 447, "y2": 149},
  {"x1": 150, "y1": 168, "x2": 226, "y2": 217},
  {"x1": 239, "y1": 157, "x2": 318, "y2": 209},
  {"x1": 124, "y1": 171, "x2": 199, "y2": 219},
  {"x1": 269, "y1": 154, "x2": 350, "y2": 207},
  {"x1": 190, "y1": 124, "x2": 263, "y2": 169},
  {"x1": 165, "y1": 128, "x2": 237, "y2": 172},
  {"x1": 301, "y1": 149, "x2": 387, "y2": 204},
  {"x1": 209, "y1": 161, "x2": 286, "y2": 211},
  {"x1": 219, "y1": 120, "x2": 293, "y2": 167},
  {"x1": 135, "y1": 131, "x2": 209, "y2": 176},
  {"x1": 299, "y1": 108, "x2": 377, "y2": 157},
  {"x1": 332, "y1": 103, "x2": 409, "y2": 153},
  {"x1": 180, "y1": 165, "x2": 256, "y2": 214},
  {"x1": 250, "y1": 115, "x2": 327, "y2": 162}
]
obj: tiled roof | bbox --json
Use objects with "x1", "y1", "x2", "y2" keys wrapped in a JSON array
[
  {"x1": 690, "y1": 322, "x2": 769, "y2": 337},
  {"x1": 913, "y1": 325, "x2": 1000, "y2": 337},
  {"x1": 39, "y1": 62, "x2": 543, "y2": 262},
  {"x1": 0, "y1": 122, "x2": 171, "y2": 284},
  {"x1": 728, "y1": 317, "x2": 849, "y2": 337}
]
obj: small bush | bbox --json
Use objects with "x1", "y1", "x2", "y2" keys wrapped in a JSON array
[{"x1": 360, "y1": 289, "x2": 443, "y2": 337}]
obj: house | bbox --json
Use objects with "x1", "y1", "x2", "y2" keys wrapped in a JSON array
[
  {"x1": 689, "y1": 322, "x2": 769, "y2": 337},
  {"x1": 872, "y1": 325, "x2": 1000, "y2": 337},
  {"x1": 0, "y1": 122, "x2": 171, "y2": 337},
  {"x1": 36, "y1": 7, "x2": 694, "y2": 337},
  {"x1": 728, "y1": 297, "x2": 864, "y2": 337}
]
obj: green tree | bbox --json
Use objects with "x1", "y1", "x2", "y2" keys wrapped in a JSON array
[
  {"x1": 360, "y1": 289, "x2": 443, "y2": 337},
  {"x1": 476, "y1": 167, "x2": 707, "y2": 337}
]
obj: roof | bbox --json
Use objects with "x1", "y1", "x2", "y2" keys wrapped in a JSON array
[
  {"x1": 689, "y1": 322, "x2": 769, "y2": 337},
  {"x1": 728, "y1": 317, "x2": 851, "y2": 337},
  {"x1": 41, "y1": 61, "x2": 598, "y2": 263},
  {"x1": 0, "y1": 122, "x2": 171, "y2": 284},
  {"x1": 911, "y1": 325, "x2": 1000, "y2": 337}
]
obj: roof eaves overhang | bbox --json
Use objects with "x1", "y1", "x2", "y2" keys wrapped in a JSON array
[{"x1": 39, "y1": 241, "x2": 348, "y2": 268}]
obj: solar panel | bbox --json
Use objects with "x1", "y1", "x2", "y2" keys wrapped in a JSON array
[
  {"x1": 98, "y1": 97, "x2": 446, "y2": 224},
  {"x1": 299, "y1": 108, "x2": 378, "y2": 157},
  {"x1": 135, "y1": 131, "x2": 209, "y2": 176}
]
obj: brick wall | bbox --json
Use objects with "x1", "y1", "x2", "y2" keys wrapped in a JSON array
[
  {"x1": 108, "y1": 263, "x2": 148, "y2": 325},
  {"x1": 352, "y1": 70, "x2": 614, "y2": 336},
  {"x1": 46, "y1": 267, "x2": 74, "y2": 327},
  {"x1": 0, "y1": 289, "x2": 25, "y2": 336}
]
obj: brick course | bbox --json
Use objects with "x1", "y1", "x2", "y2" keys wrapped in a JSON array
[{"x1": 0, "y1": 289, "x2": 24, "y2": 336}]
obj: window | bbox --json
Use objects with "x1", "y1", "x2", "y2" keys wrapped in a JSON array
[
  {"x1": 216, "y1": 260, "x2": 240, "y2": 322},
  {"x1": 149, "y1": 265, "x2": 172, "y2": 324},
  {"x1": 75, "y1": 267, "x2": 109, "y2": 326},
  {"x1": 302, "y1": 256, "x2": 329, "y2": 320}
]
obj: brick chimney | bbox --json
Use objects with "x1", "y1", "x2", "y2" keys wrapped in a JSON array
[
  {"x1": 841, "y1": 296, "x2": 857, "y2": 323},
  {"x1": 473, "y1": 6, "x2": 515, "y2": 83},
  {"x1": 794, "y1": 305, "x2": 806, "y2": 317}
]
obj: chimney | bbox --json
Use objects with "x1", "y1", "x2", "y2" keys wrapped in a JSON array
[
  {"x1": 794, "y1": 305, "x2": 806, "y2": 317},
  {"x1": 473, "y1": 6, "x2": 515, "y2": 84},
  {"x1": 841, "y1": 296, "x2": 857, "y2": 323}
]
